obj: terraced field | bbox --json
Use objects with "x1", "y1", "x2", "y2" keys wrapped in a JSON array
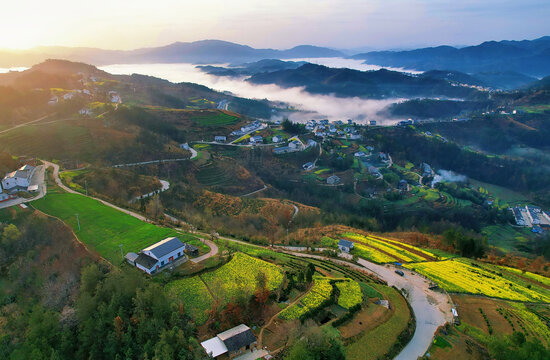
[
  {"x1": 342, "y1": 233, "x2": 438, "y2": 263},
  {"x1": 279, "y1": 277, "x2": 334, "y2": 320},
  {"x1": 190, "y1": 110, "x2": 239, "y2": 126},
  {"x1": 405, "y1": 258, "x2": 550, "y2": 302},
  {"x1": 195, "y1": 162, "x2": 235, "y2": 187}
]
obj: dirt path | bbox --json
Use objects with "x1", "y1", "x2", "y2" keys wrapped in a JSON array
[
  {"x1": 241, "y1": 184, "x2": 267, "y2": 197},
  {"x1": 257, "y1": 283, "x2": 312, "y2": 347},
  {"x1": 0, "y1": 113, "x2": 55, "y2": 135}
]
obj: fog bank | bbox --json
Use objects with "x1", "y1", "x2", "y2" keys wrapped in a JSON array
[{"x1": 100, "y1": 62, "x2": 405, "y2": 124}]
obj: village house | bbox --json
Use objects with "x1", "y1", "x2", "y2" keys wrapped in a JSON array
[
  {"x1": 288, "y1": 140, "x2": 302, "y2": 150},
  {"x1": 302, "y1": 162, "x2": 314, "y2": 171},
  {"x1": 180, "y1": 143, "x2": 190, "y2": 150},
  {"x1": 127, "y1": 237, "x2": 190, "y2": 274},
  {"x1": 273, "y1": 146, "x2": 291, "y2": 154},
  {"x1": 398, "y1": 179, "x2": 410, "y2": 192},
  {"x1": 338, "y1": 239, "x2": 354, "y2": 253},
  {"x1": 369, "y1": 120, "x2": 377, "y2": 126},
  {"x1": 79, "y1": 108, "x2": 91, "y2": 115},
  {"x1": 0, "y1": 183, "x2": 12, "y2": 202},
  {"x1": 249, "y1": 135, "x2": 263, "y2": 144},
  {"x1": 214, "y1": 136, "x2": 227, "y2": 143},
  {"x1": 354, "y1": 151, "x2": 366, "y2": 158},
  {"x1": 307, "y1": 139, "x2": 317, "y2": 148},
  {"x1": 201, "y1": 324, "x2": 257, "y2": 359},
  {"x1": 48, "y1": 95, "x2": 59, "y2": 105},
  {"x1": 272, "y1": 135, "x2": 282, "y2": 143},
  {"x1": 2, "y1": 165, "x2": 36, "y2": 193},
  {"x1": 327, "y1": 175, "x2": 341, "y2": 185}
]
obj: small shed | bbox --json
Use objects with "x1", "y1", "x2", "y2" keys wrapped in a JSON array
[
  {"x1": 338, "y1": 239, "x2": 354, "y2": 253},
  {"x1": 184, "y1": 244, "x2": 199, "y2": 257},
  {"x1": 125, "y1": 252, "x2": 139, "y2": 266}
]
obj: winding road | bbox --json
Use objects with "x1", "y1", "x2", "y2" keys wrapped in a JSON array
[{"x1": 41, "y1": 160, "x2": 452, "y2": 359}]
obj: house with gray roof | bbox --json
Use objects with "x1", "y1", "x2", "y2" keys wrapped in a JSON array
[
  {"x1": 132, "y1": 237, "x2": 188, "y2": 274},
  {"x1": 2, "y1": 164, "x2": 36, "y2": 192},
  {"x1": 338, "y1": 239, "x2": 354, "y2": 253},
  {"x1": 201, "y1": 324, "x2": 257, "y2": 358}
]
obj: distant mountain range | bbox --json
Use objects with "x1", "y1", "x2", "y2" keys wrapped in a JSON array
[
  {"x1": 247, "y1": 63, "x2": 485, "y2": 99},
  {"x1": 351, "y1": 36, "x2": 550, "y2": 78},
  {"x1": 0, "y1": 40, "x2": 344, "y2": 67}
]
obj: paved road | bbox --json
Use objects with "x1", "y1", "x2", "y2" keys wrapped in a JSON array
[
  {"x1": 113, "y1": 158, "x2": 189, "y2": 168},
  {"x1": 230, "y1": 124, "x2": 268, "y2": 144},
  {"x1": 43, "y1": 160, "x2": 451, "y2": 358},
  {"x1": 43, "y1": 160, "x2": 148, "y2": 222},
  {"x1": 276, "y1": 249, "x2": 452, "y2": 360},
  {"x1": 191, "y1": 239, "x2": 219, "y2": 263},
  {"x1": 241, "y1": 184, "x2": 267, "y2": 197},
  {"x1": 131, "y1": 180, "x2": 170, "y2": 203}
]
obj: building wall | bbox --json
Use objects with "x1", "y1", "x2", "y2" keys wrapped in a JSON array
[
  {"x1": 136, "y1": 262, "x2": 156, "y2": 274},
  {"x1": 143, "y1": 246, "x2": 186, "y2": 267},
  {"x1": 2, "y1": 177, "x2": 30, "y2": 190}
]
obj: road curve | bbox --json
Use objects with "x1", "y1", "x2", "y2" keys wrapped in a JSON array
[
  {"x1": 43, "y1": 160, "x2": 452, "y2": 358},
  {"x1": 277, "y1": 250, "x2": 452, "y2": 360}
]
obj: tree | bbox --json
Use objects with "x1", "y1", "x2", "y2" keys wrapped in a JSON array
[
  {"x1": 1, "y1": 224, "x2": 21, "y2": 247},
  {"x1": 146, "y1": 195, "x2": 164, "y2": 220}
]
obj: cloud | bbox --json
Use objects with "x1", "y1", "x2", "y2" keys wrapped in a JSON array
[{"x1": 101, "y1": 62, "x2": 406, "y2": 124}]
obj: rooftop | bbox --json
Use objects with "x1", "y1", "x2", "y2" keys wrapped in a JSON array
[
  {"x1": 143, "y1": 237, "x2": 185, "y2": 259},
  {"x1": 135, "y1": 253, "x2": 158, "y2": 269}
]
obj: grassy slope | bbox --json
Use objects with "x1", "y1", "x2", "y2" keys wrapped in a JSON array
[
  {"x1": 32, "y1": 189, "x2": 202, "y2": 263},
  {"x1": 345, "y1": 285, "x2": 411, "y2": 360}
]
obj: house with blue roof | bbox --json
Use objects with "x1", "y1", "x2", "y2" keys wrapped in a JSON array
[
  {"x1": 338, "y1": 239, "x2": 354, "y2": 253},
  {"x1": 128, "y1": 237, "x2": 189, "y2": 274}
]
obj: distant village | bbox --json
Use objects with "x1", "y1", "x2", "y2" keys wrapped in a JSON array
[{"x1": 510, "y1": 205, "x2": 550, "y2": 234}]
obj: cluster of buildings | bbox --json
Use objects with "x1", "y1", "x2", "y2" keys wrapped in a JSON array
[
  {"x1": 511, "y1": 205, "x2": 550, "y2": 232},
  {"x1": 230, "y1": 120, "x2": 263, "y2": 138},
  {"x1": 125, "y1": 237, "x2": 198, "y2": 274},
  {"x1": 308, "y1": 119, "x2": 363, "y2": 140}
]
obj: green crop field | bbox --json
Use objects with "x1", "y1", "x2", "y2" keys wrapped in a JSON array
[
  {"x1": 191, "y1": 111, "x2": 239, "y2": 126},
  {"x1": 165, "y1": 276, "x2": 213, "y2": 324},
  {"x1": 167, "y1": 252, "x2": 284, "y2": 324},
  {"x1": 32, "y1": 191, "x2": 203, "y2": 263},
  {"x1": 336, "y1": 280, "x2": 363, "y2": 309}
]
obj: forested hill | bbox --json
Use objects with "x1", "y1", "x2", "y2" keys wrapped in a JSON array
[
  {"x1": 247, "y1": 63, "x2": 484, "y2": 99},
  {"x1": 352, "y1": 36, "x2": 550, "y2": 77}
]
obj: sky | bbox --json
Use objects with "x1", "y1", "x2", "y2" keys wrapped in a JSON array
[{"x1": 1, "y1": 0, "x2": 549, "y2": 50}]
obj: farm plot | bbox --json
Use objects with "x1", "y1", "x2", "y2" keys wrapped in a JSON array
[
  {"x1": 353, "y1": 243, "x2": 398, "y2": 264},
  {"x1": 405, "y1": 258, "x2": 550, "y2": 302},
  {"x1": 343, "y1": 233, "x2": 431, "y2": 263},
  {"x1": 190, "y1": 110, "x2": 239, "y2": 126},
  {"x1": 166, "y1": 277, "x2": 213, "y2": 325},
  {"x1": 336, "y1": 280, "x2": 363, "y2": 309},
  {"x1": 279, "y1": 277, "x2": 333, "y2": 320},
  {"x1": 32, "y1": 191, "x2": 204, "y2": 264},
  {"x1": 201, "y1": 252, "x2": 284, "y2": 304}
]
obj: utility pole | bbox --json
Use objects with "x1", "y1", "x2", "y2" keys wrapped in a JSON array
[
  {"x1": 85, "y1": 180, "x2": 88, "y2": 196},
  {"x1": 75, "y1": 213, "x2": 80, "y2": 231},
  {"x1": 119, "y1": 244, "x2": 124, "y2": 261}
]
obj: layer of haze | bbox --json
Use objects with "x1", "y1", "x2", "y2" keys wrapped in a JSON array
[
  {"x1": 100, "y1": 62, "x2": 403, "y2": 124},
  {"x1": 1, "y1": 0, "x2": 549, "y2": 50}
]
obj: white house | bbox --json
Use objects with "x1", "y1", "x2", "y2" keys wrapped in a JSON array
[
  {"x1": 338, "y1": 239, "x2": 354, "y2": 253},
  {"x1": 214, "y1": 136, "x2": 227, "y2": 143},
  {"x1": 2, "y1": 165, "x2": 36, "y2": 192},
  {"x1": 0, "y1": 183, "x2": 11, "y2": 202},
  {"x1": 354, "y1": 152, "x2": 366, "y2": 158},
  {"x1": 272, "y1": 135, "x2": 282, "y2": 143},
  {"x1": 133, "y1": 237, "x2": 187, "y2": 274},
  {"x1": 249, "y1": 135, "x2": 263, "y2": 144},
  {"x1": 327, "y1": 175, "x2": 341, "y2": 185},
  {"x1": 63, "y1": 93, "x2": 75, "y2": 100},
  {"x1": 201, "y1": 324, "x2": 257, "y2": 359},
  {"x1": 79, "y1": 108, "x2": 91, "y2": 116},
  {"x1": 48, "y1": 96, "x2": 59, "y2": 105},
  {"x1": 302, "y1": 162, "x2": 314, "y2": 171}
]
